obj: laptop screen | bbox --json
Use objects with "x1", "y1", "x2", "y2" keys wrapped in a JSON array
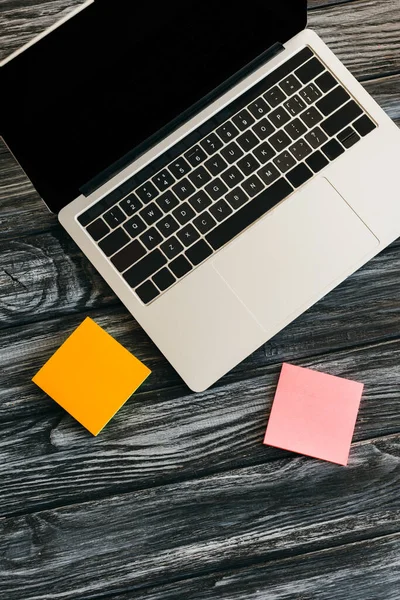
[{"x1": 1, "y1": 1, "x2": 307, "y2": 213}]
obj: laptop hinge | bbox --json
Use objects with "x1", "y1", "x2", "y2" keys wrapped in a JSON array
[{"x1": 80, "y1": 41, "x2": 285, "y2": 198}]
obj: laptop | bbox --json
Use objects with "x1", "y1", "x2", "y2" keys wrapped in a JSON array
[{"x1": 2, "y1": 1, "x2": 400, "y2": 392}]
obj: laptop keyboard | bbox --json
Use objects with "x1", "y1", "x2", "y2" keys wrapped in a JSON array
[{"x1": 78, "y1": 47, "x2": 376, "y2": 305}]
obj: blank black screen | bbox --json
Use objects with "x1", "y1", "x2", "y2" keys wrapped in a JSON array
[{"x1": 1, "y1": 0, "x2": 307, "y2": 212}]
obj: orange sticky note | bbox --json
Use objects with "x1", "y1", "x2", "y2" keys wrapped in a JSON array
[
  {"x1": 264, "y1": 363, "x2": 363, "y2": 465},
  {"x1": 32, "y1": 317, "x2": 151, "y2": 435}
]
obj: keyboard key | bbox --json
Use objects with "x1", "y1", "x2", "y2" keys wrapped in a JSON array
[
  {"x1": 316, "y1": 86, "x2": 350, "y2": 116},
  {"x1": 140, "y1": 202, "x2": 163, "y2": 226},
  {"x1": 315, "y1": 71, "x2": 337, "y2": 93},
  {"x1": 87, "y1": 218, "x2": 110, "y2": 241},
  {"x1": 173, "y1": 178, "x2": 196, "y2": 200},
  {"x1": 253, "y1": 141, "x2": 277, "y2": 164},
  {"x1": 200, "y1": 132, "x2": 223, "y2": 155},
  {"x1": 140, "y1": 227, "x2": 163, "y2": 251},
  {"x1": 284, "y1": 95, "x2": 306, "y2": 117},
  {"x1": 279, "y1": 74, "x2": 302, "y2": 96},
  {"x1": 168, "y1": 157, "x2": 191, "y2": 179},
  {"x1": 152, "y1": 169, "x2": 175, "y2": 192},
  {"x1": 124, "y1": 215, "x2": 147, "y2": 238},
  {"x1": 156, "y1": 190, "x2": 179, "y2": 213},
  {"x1": 232, "y1": 109, "x2": 255, "y2": 131},
  {"x1": 99, "y1": 227, "x2": 130, "y2": 256},
  {"x1": 205, "y1": 178, "x2": 229, "y2": 200},
  {"x1": 188, "y1": 166, "x2": 212, "y2": 188},
  {"x1": 111, "y1": 239, "x2": 147, "y2": 272},
  {"x1": 248, "y1": 98, "x2": 270, "y2": 119},
  {"x1": 173, "y1": 203, "x2": 196, "y2": 225},
  {"x1": 135, "y1": 281, "x2": 160, "y2": 304},
  {"x1": 274, "y1": 150, "x2": 297, "y2": 173},
  {"x1": 306, "y1": 150, "x2": 329, "y2": 173},
  {"x1": 300, "y1": 106, "x2": 323, "y2": 128},
  {"x1": 295, "y1": 57, "x2": 324, "y2": 84},
  {"x1": 152, "y1": 267, "x2": 176, "y2": 292},
  {"x1": 210, "y1": 199, "x2": 233, "y2": 222},
  {"x1": 305, "y1": 126, "x2": 328, "y2": 149},
  {"x1": 286, "y1": 163, "x2": 313, "y2": 188},
  {"x1": 353, "y1": 114, "x2": 376, "y2": 137},
  {"x1": 221, "y1": 165, "x2": 244, "y2": 188},
  {"x1": 264, "y1": 85, "x2": 286, "y2": 108},
  {"x1": 337, "y1": 127, "x2": 360, "y2": 148},
  {"x1": 205, "y1": 154, "x2": 228, "y2": 176},
  {"x1": 170, "y1": 255, "x2": 192, "y2": 279},
  {"x1": 322, "y1": 139, "x2": 345, "y2": 160},
  {"x1": 124, "y1": 249, "x2": 167, "y2": 288},
  {"x1": 177, "y1": 224, "x2": 200, "y2": 247},
  {"x1": 185, "y1": 239, "x2": 213, "y2": 266},
  {"x1": 321, "y1": 100, "x2": 363, "y2": 137},
  {"x1": 184, "y1": 145, "x2": 207, "y2": 167},
  {"x1": 284, "y1": 118, "x2": 307, "y2": 141},
  {"x1": 189, "y1": 190, "x2": 212, "y2": 213},
  {"x1": 102, "y1": 188, "x2": 124, "y2": 209},
  {"x1": 268, "y1": 131, "x2": 291, "y2": 153},
  {"x1": 237, "y1": 130, "x2": 259, "y2": 152},
  {"x1": 103, "y1": 206, "x2": 126, "y2": 229},
  {"x1": 226, "y1": 187, "x2": 249, "y2": 210},
  {"x1": 220, "y1": 141, "x2": 244, "y2": 164},
  {"x1": 289, "y1": 139, "x2": 313, "y2": 161},
  {"x1": 193, "y1": 211, "x2": 217, "y2": 234},
  {"x1": 206, "y1": 178, "x2": 293, "y2": 251},
  {"x1": 78, "y1": 202, "x2": 105, "y2": 227},
  {"x1": 268, "y1": 106, "x2": 291, "y2": 128},
  {"x1": 242, "y1": 174, "x2": 265, "y2": 197},
  {"x1": 136, "y1": 181, "x2": 159, "y2": 204},
  {"x1": 160, "y1": 236, "x2": 184, "y2": 260},
  {"x1": 257, "y1": 163, "x2": 281, "y2": 186},
  {"x1": 299, "y1": 83, "x2": 322, "y2": 105},
  {"x1": 252, "y1": 118, "x2": 275, "y2": 140},
  {"x1": 120, "y1": 194, "x2": 143, "y2": 217},
  {"x1": 216, "y1": 121, "x2": 240, "y2": 143},
  {"x1": 237, "y1": 154, "x2": 260, "y2": 176},
  {"x1": 156, "y1": 214, "x2": 180, "y2": 237}
]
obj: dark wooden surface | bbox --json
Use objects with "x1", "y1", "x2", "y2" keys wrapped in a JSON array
[{"x1": 1, "y1": 1, "x2": 400, "y2": 598}]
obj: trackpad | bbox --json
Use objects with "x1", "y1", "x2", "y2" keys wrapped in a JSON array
[{"x1": 213, "y1": 178, "x2": 379, "y2": 333}]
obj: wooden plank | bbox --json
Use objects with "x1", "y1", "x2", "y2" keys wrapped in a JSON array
[
  {"x1": 0, "y1": 0, "x2": 85, "y2": 61},
  {"x1": 0, "y1": 435, "x2": 399, "y2": 600},
  {"x1": 0, "y1": 229, "x2": 116, "y2": 328},
  {"x1": 107, "y1": 533, "x2": 400, "y2": 600},
  {"x1": 309, "y1": 0, "x2": 357, "y2": 7},
  {"x1": 1, "y1": 232, "x2": 399, "y2": 417},
  {"x1": 1, "y1": 336, "x2": 399, "y2": 517},
  {"x1": 309, "y1": 0, "x2": 400, "y2": 79}
]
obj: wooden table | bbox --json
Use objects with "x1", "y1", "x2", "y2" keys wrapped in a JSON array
[{"x1": 1, "y1": 2, "x2": 399, "y2": 598}]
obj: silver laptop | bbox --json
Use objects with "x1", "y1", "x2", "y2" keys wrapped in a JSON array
[{"x1": 2, "y1": 1, "x2": 400, "y2": 391}]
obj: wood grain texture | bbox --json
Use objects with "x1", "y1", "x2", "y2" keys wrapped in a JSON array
[
  {"x1": 1, "y1": 236, "x2": 400, "y2": 422},
  {"x1": 108, "y1": 533, "x2": 400, "y2": 600},
  {"x1": 0, "y1": 0, "x2": 85, "y2": 61},
  {"x1": 1, "y1": 436, "x2": 399, "y2": 600},
  {"x1": 1, "y1": 1, "x2": 400, "y2": 599},
  {"x1": 1, "y1": 234, "x2": 400, "y2": 421},
  {"x1": 1, "y1": 337, "x2": 399, "y2": 518}
]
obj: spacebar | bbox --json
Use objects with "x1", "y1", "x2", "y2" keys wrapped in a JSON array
[{"x1": 206, "y1": 178, "x2": 293, "y2": 251}]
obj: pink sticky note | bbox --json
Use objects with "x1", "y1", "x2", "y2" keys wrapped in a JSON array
[{"x1": 264, "y1": 363, "x2": 364, "y2": 466}]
